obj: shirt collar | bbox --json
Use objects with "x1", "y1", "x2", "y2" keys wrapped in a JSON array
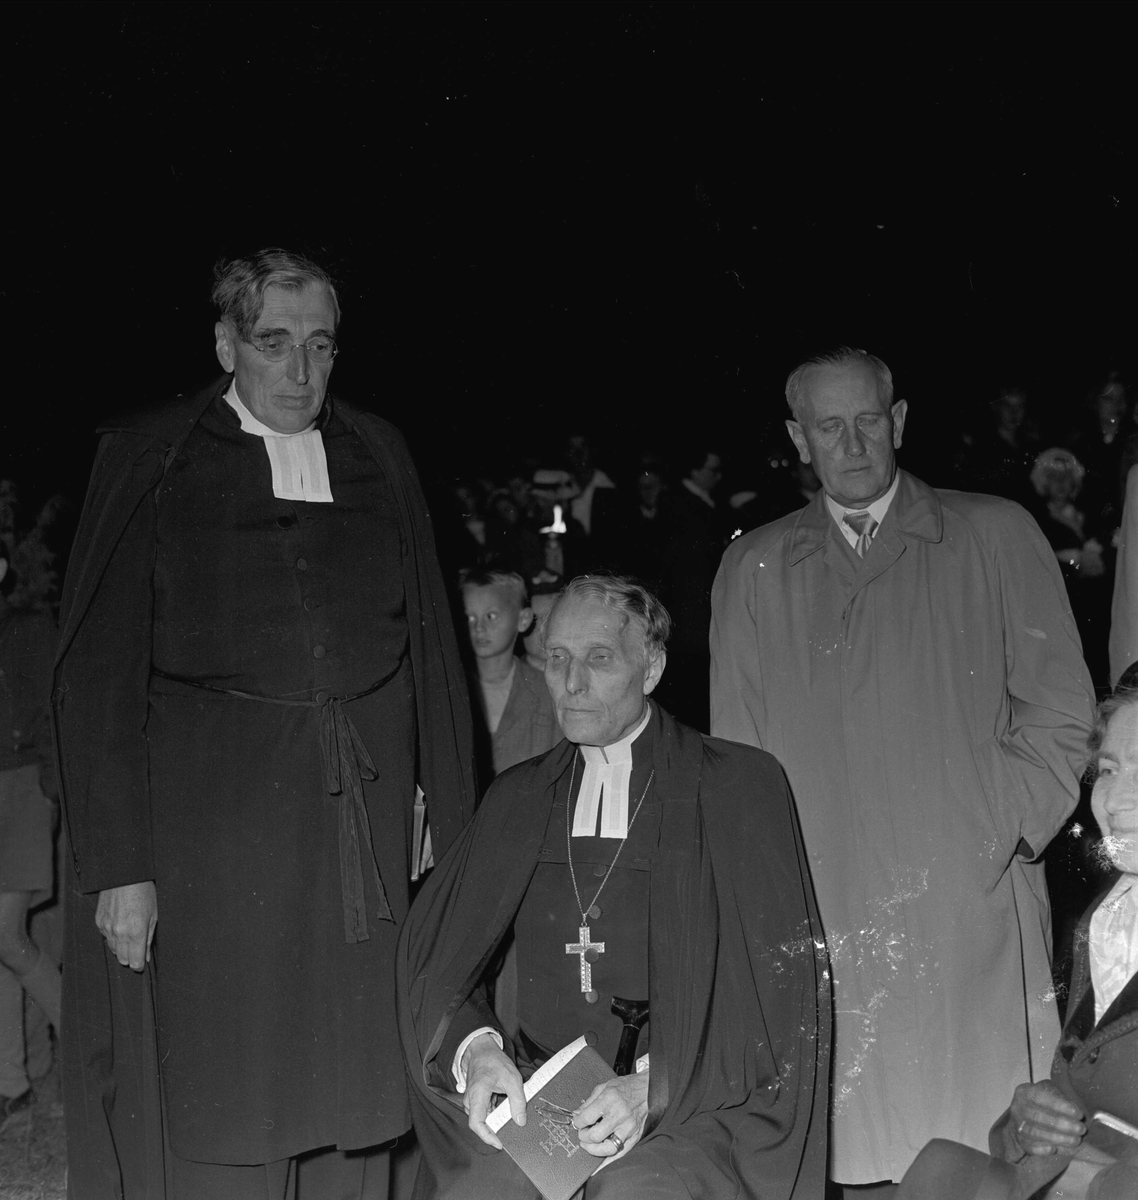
[
  {"x1": 578, "y1": 704, "x2": 652, "y2": 766},
  {"x1": 825, "y1": 469, "x2": 900, "y2": 530},
  {"x1": 225, "y1": 379, "x2": 317, "y2": 438}
]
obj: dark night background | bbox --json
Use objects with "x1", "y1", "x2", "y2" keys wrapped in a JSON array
[{"x1": 4, "y1": 1, "x2": 1135, "y2": 524}]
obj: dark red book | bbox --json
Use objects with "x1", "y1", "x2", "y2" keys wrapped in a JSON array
[{"x1": 487, "y1": 1036, "x2": 618, "y2": 1200}]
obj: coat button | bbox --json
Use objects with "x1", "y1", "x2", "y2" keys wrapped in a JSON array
[
  {"x1": 585, "y1": 989, "x2": 599, "y2": 1004},
  {"x1": 304, "y1": 598, "x2": 319, "y2": 612},
  {"x1": 277, "y1": 514, "x2": 296, "y2": 529},
  {"x1": 296, "y1": 558, "x2": 308, "y2": 571},
  {"x1": 592, "y1": 864, "x2": 607, "y2": 877},
  {"x1": 313, "y1": 645, "x2": 326, "y2": 659},
  {"x1": 589, "y1": 904, "x2": 602, "y2": 919},
  {"x1": 315, "y1": 691, "x2": 328, "y2": 704}
]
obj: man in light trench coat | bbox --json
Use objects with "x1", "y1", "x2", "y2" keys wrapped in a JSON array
[{"x1": 710, "y1": 347, "x2": 1096, "y2": 1196}]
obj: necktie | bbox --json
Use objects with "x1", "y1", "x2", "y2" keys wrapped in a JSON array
[{"x1": 844, "y1": 510, "x2": 878, "y2": 558}]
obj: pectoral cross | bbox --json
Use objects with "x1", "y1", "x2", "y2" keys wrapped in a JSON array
[{"x1": 566, "y1": 924, "x2": 605, "y2": 997}]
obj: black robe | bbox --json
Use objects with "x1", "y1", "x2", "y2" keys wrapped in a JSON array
[
  {"x1": 52, "y1": 378, "x2": 476, "y2": 1197},
  {"x1": 397, "y1": 704, "x2": 830, "y2": 1199}
]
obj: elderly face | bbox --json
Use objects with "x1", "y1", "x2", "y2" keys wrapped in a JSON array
[
  {"x1": 1092, "y1": 702, "x2": 1138, "y2": 876},
  {"x1": 543, "y1": 594, "x2": 665, "y2": 746},
  {"x1": 787, "y1": 361, "x2": 907, "y2": 509},
  {"x1": 214, "y1": 283, "x2": 336, "y2": 434}
]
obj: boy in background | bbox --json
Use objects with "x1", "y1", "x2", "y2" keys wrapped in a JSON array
[
  {"x1": 461, "y1": 569, "x2": 561, "y2": 777},
  {"x1": 521, "y1": 583, "x2": 560, "y2": 674}
]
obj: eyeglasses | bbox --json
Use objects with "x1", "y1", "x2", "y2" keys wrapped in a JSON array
[{"x1": 248, "y1": 334, "x2": 339, "y2": 363}]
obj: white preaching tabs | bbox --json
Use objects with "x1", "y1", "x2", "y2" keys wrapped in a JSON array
[
  {"x1": 225, "y1": 380, "x2": 334, "y2": 503},
  {"x1": 572, "y1": 706, "x2": 652, "y2": 839}
]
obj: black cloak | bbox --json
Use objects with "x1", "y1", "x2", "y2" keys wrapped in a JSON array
[
  {"x1": 397, "y1": 704, "x2": 830, "y2": 1199},
  {"x1": 52, "y1": 378, "x2": 477, "y2": 1197}
]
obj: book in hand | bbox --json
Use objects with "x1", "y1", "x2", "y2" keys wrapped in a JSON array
[{"x1": 487, "y1": 1035, "x2": 617, "y2": 1200}]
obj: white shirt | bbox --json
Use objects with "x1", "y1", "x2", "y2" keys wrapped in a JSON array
[
  {"x1": 225, "y1": 380, "x2": 334, "y2": 503},
  {"x1": 1089, "y1": 874, "x2": 1138, "y2": 1024},
  {"x1": 825, "y1": 471, "x2": 899, "y2": 550}
]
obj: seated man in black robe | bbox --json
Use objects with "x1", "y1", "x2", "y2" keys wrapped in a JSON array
[{"x1": 397, "y1": 574, "x2": 830, "y2": 1199}]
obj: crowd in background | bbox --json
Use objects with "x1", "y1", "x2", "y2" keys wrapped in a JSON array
[{"x1": 431, "y1": 370, "x2": 1135, "y2": 716}]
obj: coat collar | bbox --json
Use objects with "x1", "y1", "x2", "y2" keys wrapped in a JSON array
[{"x1": 788, "y1": 469, "x2": 944, "y2": 566}]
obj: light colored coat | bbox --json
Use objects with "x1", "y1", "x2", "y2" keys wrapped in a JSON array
[{"x1": 710, "y1": 470, "x2": 1095, "y2": 1183}]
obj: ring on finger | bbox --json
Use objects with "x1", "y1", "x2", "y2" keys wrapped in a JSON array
[{"x1": 608, "y1": 1132, "x2": 624, "y2": 1153}]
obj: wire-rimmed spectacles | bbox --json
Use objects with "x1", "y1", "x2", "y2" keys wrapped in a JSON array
[{"x1": 248, "y1": 334, "x2": 339, "y2": 363}]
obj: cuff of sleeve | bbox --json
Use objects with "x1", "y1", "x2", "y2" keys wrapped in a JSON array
[
  {"x1": 635, "y1": 1053, "x2": 649, "y2": 1074},
  {"x1": 452, "y1": 1027, "x2": 504, "y2": 1092}
]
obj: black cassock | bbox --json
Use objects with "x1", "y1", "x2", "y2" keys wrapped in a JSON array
[
  {"x1": 53, "y1": 381, "x2": 475, "y2": 1195},
  {"x1": 397, "y1": 703, "x2": 831, "y2": 1199}
]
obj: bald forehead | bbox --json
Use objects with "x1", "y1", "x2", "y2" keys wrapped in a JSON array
[
  {"x1": 797, "y1": 360, "x2": 888, "y2": 420},
  {"x1": 547, "y1": 594, "x2": 646, "y2": 657}
]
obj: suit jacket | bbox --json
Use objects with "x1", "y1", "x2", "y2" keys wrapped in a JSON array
[
  {"x1": 490, "y1": 657, "x2": 561, "y2": 775},
  {"x1": 991, "y1": 884, "x2": 1138, "y2": 1167}
]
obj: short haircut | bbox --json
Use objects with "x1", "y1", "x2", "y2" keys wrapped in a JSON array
[
  {"x1": 459, "y1": 567, "x2": 529, "y2": 608},
  {"x1": 549, "y1": 574, "x2": 671, "y2": 661},
  {"x1": 1085, "y1": 674, "x2": 1138, "y2": 781},
  {"x1": 785, "y1": 347, "x2": 894, "y2": 421},
  {"x1": 212, "y1": 248, "x2": 341, "y2": 341}
]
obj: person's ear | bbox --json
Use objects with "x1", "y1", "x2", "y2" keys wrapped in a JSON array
[
  {"x1": 517, "y1": 606, "x2": 534, "y2": 635},
  {"x1": 786, "y1": 420, "x2": 812, "y2": 464},
  {"x1": 643, "y1": 650, "x2": 666, "y2": 695},
  {"x1": 891, "y1": 399, "x2": 908, "y2": 450},
  {"x1": 215, "y1": 322, "x2": 237, "y2": 373}
]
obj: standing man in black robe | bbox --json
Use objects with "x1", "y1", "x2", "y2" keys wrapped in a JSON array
[
  {"x1": 52, "y1": 249, "x2": 477, "y2": 1199},
  {"x1": 397, "y1": 574, "x2": 829, "y2": 1199}
]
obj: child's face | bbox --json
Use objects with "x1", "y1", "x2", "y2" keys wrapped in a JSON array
[
  {"x1": 522, "y1": 593, "x2": 557, "y2": 660},
  {"x1": 464, "y1": 585, "x2": 532, "y2": 660}
]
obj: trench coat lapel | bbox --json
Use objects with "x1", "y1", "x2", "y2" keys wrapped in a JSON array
[{"x1": 787, "y1": 471, "x2": 945, "y2": 601}]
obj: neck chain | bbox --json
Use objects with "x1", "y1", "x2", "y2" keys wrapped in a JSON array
[
  {"x1": 563, "y1": 750, "x2": 655, "y2": 1001},
  {"x1": 565, "y1": 750, "x2": 655, "y2": 922}
]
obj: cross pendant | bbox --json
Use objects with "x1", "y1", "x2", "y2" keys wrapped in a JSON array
[{"x1": 565, "y1": 924, "x2": 605, "y2": 994}]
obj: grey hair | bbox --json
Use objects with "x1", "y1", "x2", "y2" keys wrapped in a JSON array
[
  {"x1": 785, "y1": 347, "x2": 895, "y2": 420},
  {"x1": 550, "y1": 574, "x2": 671, "y2": 661},
  {"x1": 1086, "y1": 682, "x2": 1138, "y2": 782},
  {"x1": 212, "y1": 248, "x2": 341, "y2": 341}
]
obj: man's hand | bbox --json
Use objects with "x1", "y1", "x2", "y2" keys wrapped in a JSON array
[
  {"x1": 462, "y1": 1033, "x2": 526, "y2": 1149},
  {"x1": 1008, "y1": 1080, "x2": 1085, "y2": 1156},
  {"x1": 95, "y1": 881, "x2": 157, "y2": 971},
  {"x1": 573, "y1": 1071, "x2": 649, "y2": 1159}
]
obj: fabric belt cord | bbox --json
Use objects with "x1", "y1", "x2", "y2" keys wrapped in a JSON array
[{"x1": 151, "y1": 668, "x2": 397, "y2": 941}]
